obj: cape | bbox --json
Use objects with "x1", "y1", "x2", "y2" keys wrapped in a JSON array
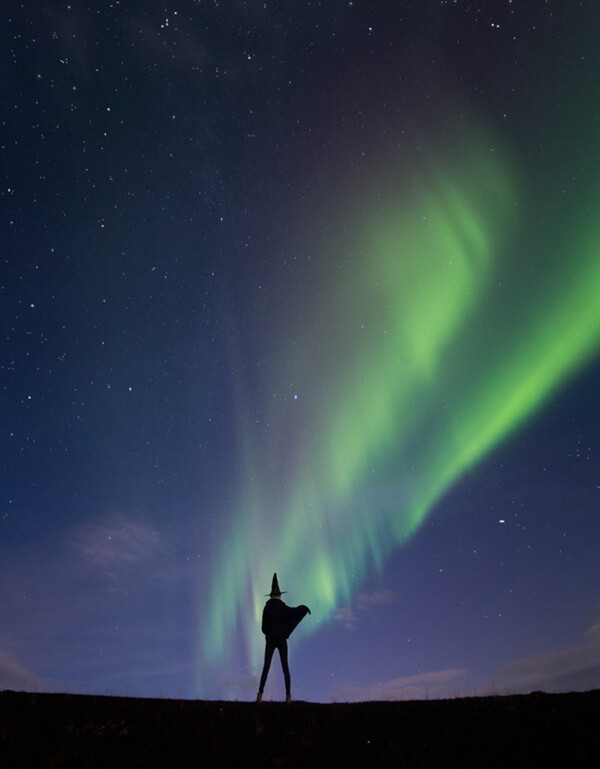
[{"x1": 261, "y1": 599, "x2": 310, "y2": 643}]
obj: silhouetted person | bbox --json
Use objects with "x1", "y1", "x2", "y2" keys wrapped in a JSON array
[{"x1": 256, "y1": 573, "x2": 310, "y2": 703}]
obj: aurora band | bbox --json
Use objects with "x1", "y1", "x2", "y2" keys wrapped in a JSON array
[{"x1": 198, "y1": 130, "x2": 600, "y2": 692}]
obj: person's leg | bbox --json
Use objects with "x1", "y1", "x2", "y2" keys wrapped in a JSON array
[
  {"x1": 278, "y1": 640, "x2": 291, "y2": 699},
  {"x1": 258, "y1": 641, "x2": 275, "y2": 699}
]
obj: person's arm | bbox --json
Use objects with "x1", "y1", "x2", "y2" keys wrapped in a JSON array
[{"x1": 282, "y1": 603, "x2": 311, "y2": 638}]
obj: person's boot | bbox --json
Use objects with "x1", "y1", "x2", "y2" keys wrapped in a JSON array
[
  {"x1": 256, "y1": 692, "x2": 263, "y2": 703},
  {"x1": 285, "y1": 693, "x2": 291, "y2": 704}
]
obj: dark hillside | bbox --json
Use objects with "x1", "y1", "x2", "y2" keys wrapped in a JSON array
[{"x1": 1, "y1": 689, "x2": 599, "y2": 768}]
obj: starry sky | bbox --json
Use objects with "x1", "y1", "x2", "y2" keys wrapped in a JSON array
[{"x1": 2, "y1": 1, "x2": 600, "y2": 702}]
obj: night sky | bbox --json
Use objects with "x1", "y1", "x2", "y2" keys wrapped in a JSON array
[{"x1": 2, "y1": 1, "x2": 600, "y2": 702}]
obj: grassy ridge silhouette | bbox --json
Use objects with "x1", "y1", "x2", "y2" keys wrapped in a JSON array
[{"x1": 1, "y1": 689, "x2": 599, "y2": 767}]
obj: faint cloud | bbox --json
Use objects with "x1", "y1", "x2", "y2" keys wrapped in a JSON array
[
  {"x1": 333, "y1": 606, "x2": 357, "y2": 630},
  {"x1": 334, "y1": 588, "x2": 398, "y2": 631},
  {"x1": 498, "y1": 621, "x2": 600, "y2": 692},
  {"x1": 0, "y1": 647, "x2": 50, "y2": 692},
  {"x1": 333, "y1": 668, "x2": 470, "y2": 702},
  {"x1": 584, "y1": 621, "x2": 600, "y2": 643},
  {"x1": 67, "y1": 515, "x2": 164, "y2": 569},
  {"x1": 356, "y1": 588, "x2": 398, "y2": 610}
]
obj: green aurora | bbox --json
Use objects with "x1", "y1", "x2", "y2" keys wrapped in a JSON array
[{"x1": 199, "y1": 128, "x2": 600, "y2": 687}]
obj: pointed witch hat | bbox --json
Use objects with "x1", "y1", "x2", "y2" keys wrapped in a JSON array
[{"x1": 266, "y1": 572, "x2": 286, "y2": 597}]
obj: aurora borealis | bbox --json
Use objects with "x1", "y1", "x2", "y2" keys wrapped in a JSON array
[
  {"x1": 2, "y1": 1, "x2": 600, "y2": 702},
  {"x1": 202, "y1": 120, "x2": 600, "y2": 690}
]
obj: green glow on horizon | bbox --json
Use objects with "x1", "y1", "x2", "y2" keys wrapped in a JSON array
[{"x1": 198, "y1": 131, "x2": 600, "y2": 691}]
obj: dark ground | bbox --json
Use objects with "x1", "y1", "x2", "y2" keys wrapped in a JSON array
[{"x1": 1, "y1": 689, "x2": 599, "y2": 767}]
